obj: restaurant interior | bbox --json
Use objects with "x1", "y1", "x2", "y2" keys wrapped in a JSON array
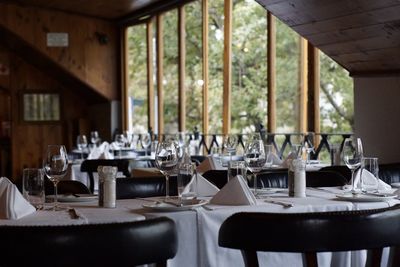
[{"x1": 1, "y1": 0, "x2": 400, "y2": 266}]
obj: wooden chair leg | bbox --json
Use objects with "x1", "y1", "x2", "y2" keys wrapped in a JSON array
[
  {"x1": 303, "y1": 252, "x2": 318, "y2": 267},
  {"x1": 242, "y1": 250, "x2": 259, "y2": 267}
]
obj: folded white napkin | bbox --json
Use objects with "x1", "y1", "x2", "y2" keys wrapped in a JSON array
[
  {"x1": 266, "y1": 153, "x2": 282, "y2": 166},
  {"x1": 87, "y1": 142, "x2": 114, "y2": 159},
  {"x1": 210, "y1": 175, "x2": 257, "y2": 206},
  {"x1": 281, "y1": 152, "x2": 297, "y2": 168},
  {"x1": 353, "y1": 169, "x2": 392, "y2": 191},
  {"x1": 0, "y1": 177, "x2": 36, "y2": 220},
  {"x1": 196, "y1": 155, "x2": 225, "y2": 174},
  {"x1": 182, "y1": 174, "x2": 220, "y2": 197}
]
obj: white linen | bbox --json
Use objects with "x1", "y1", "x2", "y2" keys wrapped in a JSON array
[
  {"x1": 196, "y1": 155, "x2": 225, "y2": 174},
  {"x1": 0, "y1": 177, "x2": 36, "y2": 220},
  {"x1": 268, "y1": 153, "x2": 283, "y2": 165},
  {"x1": 87, "y1": 142, "x2": 114, "y2": 159},
  {"x1": 352, "y1": 169, "x2": 392, "y2": 191},
  {"x1": 210, "y1": 175, "x2": 256, "y2": 205},
  {"x1": 182, "y1": 174, "x2": 220, "y2": 197}
]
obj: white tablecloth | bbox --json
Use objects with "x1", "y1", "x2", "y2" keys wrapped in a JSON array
[{"x1": 0, "y1": 188, "x2": 398, "y2": 267}]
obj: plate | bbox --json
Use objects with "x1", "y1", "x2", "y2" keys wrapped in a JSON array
[
  {"x1": 335, "y1": 193, "x2": 397, "y2": 202},
  {"x1": 142, "y1": 199, "x2": 208, "y2": 211},
  {"x1": 251, "y1": 188, "x2": 281, "y2": 195},
  {"x1": 46, "y1": 194, "x2": 98, "y2": 202}
]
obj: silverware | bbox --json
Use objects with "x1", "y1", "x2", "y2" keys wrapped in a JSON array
[
  {"x1": 264, "y1": 199, "x2": 294, "y2": 208},
  {"x1": 163, "y1": 200, "x2": 183, "y2": 207},
  {"x1": 68, "y1": 208, "x2": 82, "y2": 219}
]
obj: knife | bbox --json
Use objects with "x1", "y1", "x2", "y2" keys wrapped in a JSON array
[{"x1": 264, "y1": 199, "x2": 294, "y2": 208}]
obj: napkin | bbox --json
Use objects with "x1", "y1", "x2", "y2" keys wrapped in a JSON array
[
  {"x1": 87, "y1": 142, "x2": 114, "y2": 159},
  {"x1": 352, "y1": 169, "x2": 392, "y2": 191},
  {"x1": 182, "y1": 174, "x2": 220, "y2": 197},
  {"x1": 0, "y1": 177, "x2": 36, "y2": 220},
  {"x1": 196, "y1": 155, "x2": 225, "y2": 174},
  {"x1": 266, "y1": 153, "x2": 283, "y2": 166},
  {"x1": 210, "y1": 175, "x2": 257, "y2": 205},
  {"x1": 281, "y1": 151, "x2": 297, "y2": 168}
]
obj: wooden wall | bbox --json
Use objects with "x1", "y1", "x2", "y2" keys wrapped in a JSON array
[
  {"x1": 0, "y1": 3, "x2": 119, "y2": 100},
  {"x1": 0, "y1": 4, "x2": 121, "y2": 182}
]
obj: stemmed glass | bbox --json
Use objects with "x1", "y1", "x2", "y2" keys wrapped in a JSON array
[
  {"x1": 76, "y1": 135, "x2": 88, "y2": 161},
  {"x1": 123, "y1": 131, "x2": 133, "y2": 148},
  {"x1": 43, "y1": 145, "x2": 68, "y2": 211},
  {"x1": 176, "y1": 131, "x2": 190, "y2": 158},
  {"x1": 90, "y1": 131, "x2": 100, "y2": 147},
  {"x1": 343, "y1": 137, "x2": 363, "y2": 194},
  {"x1": 304, "y1": 132, "x2": 315, "y2": 164},
  {"x1": 155, "y1": 139, "x2": 179, "y2": 199},
  {"x1": 223, "y1": 134, "x2": 238, "y2": 162},
  {"x1": 244, "y1": 138, "x2": 266, "y2": 196},
  {"x1": 141, "y1": 133, "x2": 152, "y2": 156},
  {"x1": 114, "y1": 134, "x2": 126, "y2": 159}
]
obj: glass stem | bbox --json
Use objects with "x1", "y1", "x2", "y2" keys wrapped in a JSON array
[
  {"x1": 53, "y1": 182, "x2": 58, "y2": 211},
  {"x1": 254, "y1": 173, "x2": 258, "y2": 196},
  {"x1": 165, "y1": 174, "x2": 170, "y2": 199},
  {"x1": 351, "y1": 169, "x2": 355, "y2": 192}
]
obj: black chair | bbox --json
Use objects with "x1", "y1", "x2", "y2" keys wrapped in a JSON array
[
  {"x1": 0, "y1": 217, "x2": 178, "y2": 267},
  {"x1": 80, "y1": 159, "x2": 131, "y2": 193},
  {"x1": 202, "y1": 170, "x2": 229, "y2": 189},
  {"x1": 116, "y1": 177, "x2": 178, "y2": 199},
  {"x1": 319, "y1": 165, "x2": 352, "y2": 182},
  {"x1": 379, "y1": 163, "x2": 400, "y2": 184},
  {"x1": 45, "y1": 180, "x2": 91, "y2": 195},
  {"x1": 219, "y1": 205, "x2": 400, "y2": 267}
]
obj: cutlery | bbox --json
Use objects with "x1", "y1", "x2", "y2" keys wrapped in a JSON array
[
  {"x1": 163, "y1": 200, "x2": 183, "y2": 207},
  {"x1": 361, "y1": 192, "x2": 393, "y2": 197},
  {"x1": 264, "y1": 199, "x2": 294, "y2": 208}
]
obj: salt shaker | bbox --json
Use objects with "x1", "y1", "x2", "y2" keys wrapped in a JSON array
[
  {"x1": 98, "y1": 166, "x2": 117, "y2": 208},
  {"x1": 288, "y1": 159, "x2": 306, "y2": 197}
]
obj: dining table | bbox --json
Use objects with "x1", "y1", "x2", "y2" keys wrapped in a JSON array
[{"x1": 1, "y1": 187, "x2": 399, "y2": 267}]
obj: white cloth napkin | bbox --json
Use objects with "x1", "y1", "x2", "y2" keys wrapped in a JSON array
[
  {"x1": 87, "y1": 142, "x2": 114, "y2": 159},
  {"x1": 352, "y1": 169, "x2": 392, "y2": 191},
  {"x1": 0, "y1": 177, "x2": 36, "y2": 220},
  {"x1": 210, "y1": 175, "x2": 257, "y2": 206},
  {"x1": 196, "y1": 155, "x2": 225, "y2": 174},
  {"x1": 182, "y1": 174, "x2": 220, "y2": 197}
]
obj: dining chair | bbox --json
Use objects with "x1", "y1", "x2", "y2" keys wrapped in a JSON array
[
  {"x1": 0, "y1": 217, "x2": 178, "y2": 267},
  {"x1": 116, "y1": 177, "x2": 178, "y2": 199},
  {"x1": 80, "y1": 159, "x2": 131, "y2": 193},
  {"x1": 44, "y1": 180, "x2": 91, "y2": 195},
  {"x1": 218, "y1": 205, "x2": 400, "y2": 267}
]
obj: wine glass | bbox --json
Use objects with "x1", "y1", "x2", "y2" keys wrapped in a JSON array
[
  {"x1": 141, "y1": 133, "x2": 152, "y2": 156},
  {"x1": 114, "y1": 134, "x2": 126, "y2": 159},
  {"x1": 90, "y1": 131, "x2": 100, "y2": 147},
  {"x1": 244, "y1": 138, "x2": 266, "y2": 196},
  {"x1": 304, "y1": 132, "x2": 315, "y2": 164},
  {"x1": 223, "y1": 134, "x2": 238, "y2": 163},
  {"x1": 176, "y1": 131, "x2": 190, "y2": 158},
  {"x1": 76, "y1": 134, "x2": 88, "y2": 161},
  {"x1": 43, "y1": 145, "x2": 68, "y2": 211},
  {"x1": 343, "y1": 137, "x2": 363, "y2": 194},
  {"x1": 155, "y1": 139, "x2": 179, "y2": 199},
  {"x1": 123, "y1": 130, "x2": 133, "y2": 148}
]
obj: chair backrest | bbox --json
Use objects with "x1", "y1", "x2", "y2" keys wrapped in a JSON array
[
  {"x1": 379, "y1": 163, "x2": 400, "y2": 184},
  {"x1": 116, "y1": 177, "x2": 178, "y2": 199},
  {"x1": 219, "y1": 205, "x2": 400, "y2": 267},
  {"x1": 80, "y1": 159, "x2": 131, "y2": 193},
  {"x1": 319, "y1": 165, "x2": 352, "y2": 182},
  {"x1": 0, "y1": 217, "x2": 178, "y2": 267},
  {"x1": 45, "y1": 180, "x2": 91, "y2": 195}
]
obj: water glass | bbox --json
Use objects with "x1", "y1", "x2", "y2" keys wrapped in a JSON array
[
  {"x1": 22, "y1": 168, "x2": 45, "y2": 209},
  {"x1": 361, "y1": 157, "x2": 379, "y2": 192},
  {"x1": 228, "y1": 161, "x2": 247, "y2": 181}
]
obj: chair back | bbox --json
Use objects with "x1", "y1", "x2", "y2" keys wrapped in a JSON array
[
  {"x1": 116, "y1": 177, "x2": 178, "y2": 199},
  {"x1": 45, "y1": 180, "x2": 90, "y2": 195},
  {"x1": 80, "y1": 159, "x2": 131, "y2": 193},
  {"x1": 0, "y1": 217, "x2": 177, "y2": 267},
  {"x1": 219, "y1": 205, "x2": 400, "y2": 267}
]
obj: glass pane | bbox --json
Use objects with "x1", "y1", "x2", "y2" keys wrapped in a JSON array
[
  {"x1": 163, "y1": 10, "x2": 179, "y2": 133},
  {"x1": 231, "y1": 0, "x2": 267, "y2": 134},
  {"x1": 208, "y1": 0, "x2": 224, "y2": 134},
  {"x1": 185, "y1": 1, "x2": 203, "y2": 134},
  {"x1": 275, "y1": 18, "x2": 300, "y2": 133},
  {"x1": 126, "y1": 24, "x2": 148, "y2": 133},
  {"x1": 320, "y1": 51, "x2": 354, "y2": 133}
]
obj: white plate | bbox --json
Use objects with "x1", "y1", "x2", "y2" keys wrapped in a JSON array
[
  {"x1": 142, "y1": 199, "x2": 208, "y2": 211},
  {"x1": 46, "y1": 194, "x2": 98, "y2": 202},
  {"x1": 336, "y1": 193, "x2": 397, "y2": 202},
  {"x1": 251, "y1": 188, "x2": 281, "y2": 195}
]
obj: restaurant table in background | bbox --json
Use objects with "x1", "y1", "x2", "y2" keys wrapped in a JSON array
[{"x1": 1, "y1": 189, "x2": 398, "y2": 267}]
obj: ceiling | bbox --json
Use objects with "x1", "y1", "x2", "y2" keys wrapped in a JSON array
[{"x1": 256, "y1": 0, "x2": 400, "y2": 76}]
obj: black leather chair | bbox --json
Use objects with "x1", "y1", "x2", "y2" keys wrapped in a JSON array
[
  {"x1": 379, "y1": 163, "x2": 400, "y2": 184},
  {"x1": 319, "y1": 165, "x2": 352, "y2": 182},
  {"x1": 219, "y1": 205, "x2": 400, "y2": 267},
  {"x1": 80, "y1": 159, "x2": 131, "y2": 193},
  {"x1": 0, "y1": 217, "x2": 178, "y2": 267},
  {"x1": 202, "y1": 170, "x2": 229, "y2": 189},
  {"x1": 45, "y1": 180, "x2": 91, "y2": 195},
  {"x1": 116, "y1": 177, "x2": 178, "y2": 199}
]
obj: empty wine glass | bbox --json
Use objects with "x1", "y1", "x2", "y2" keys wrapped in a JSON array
[
  {"x1": 223, "y1": 134, "x2": 238, "y2": 162},
  {"x1": 76, "y1": 134, "x2": 88, "y2": 161},
  {"x1": 123, "y1": 130, "x2": 133, "y2": 148},
  {"x1": 176, "y1": 132, "x2": 190, "y2": 158},
  {"x1": 343, "y1": 137, "x2": 363, "y2": 194},
  {"x1": 244, "y1": 138, "x2": 266, "y2": 196},
  {"x1": 141, "y1": 133, "x2": 152, "y2": 156},
  {"x1": 304, "y1": 132, "x2": 315, "y2": 164},
  {"x1": 90, "y1": 131, "x2": 100, "y2": 147},
  {"x1": 114, "y1": 134, "x2": 126, "y2": 159},
  {"x1": 155, "y1": 139, "x2": 179, "y2": 199},
  {"x1": 43, "y1": 145, "x2": 68, "y2": 211}
]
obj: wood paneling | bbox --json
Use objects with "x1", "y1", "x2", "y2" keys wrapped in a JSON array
[
  {"x1": 0, "y1": 3, "x2": 118, "y2": 100},
  {"x1": 256, "y1": 0, "x2": 400, "y2": 76},
  {"x1": 222, "y1": 0, "x2": 232, "y2": 135}
]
